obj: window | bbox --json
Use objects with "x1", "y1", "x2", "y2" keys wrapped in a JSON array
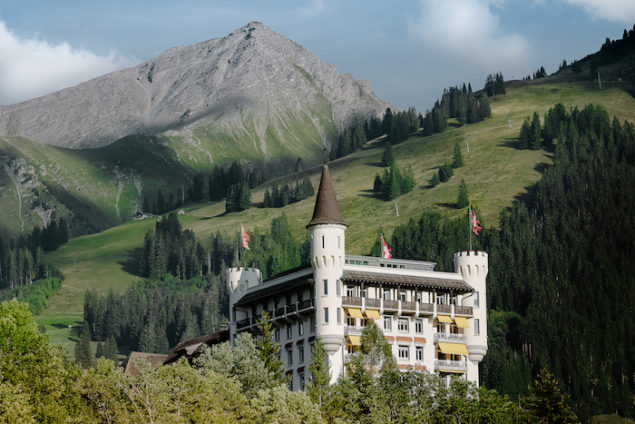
[
  {"x1": 336, "y1": 280, "x2": 341, "y2": 296},
  {"x1": 287, "y1": 324, "x2": 293, "y2": 339},
  {"x1": 474, "y1": 318, "x2": 480, "y2": 336},
  {"x1": 323, "y1": 279, "x2": 328, "y2": 295},
  {"x1": 383, "y1": 316, "x2": 392, "y2": 331},
  {"x1": 383, "y1": 290, "x2": 391, "y2": 300},
  {"x1": 400, "y1": 290, "x2": 407, "y2": 301},
  {"x1": 322, "y1": 235, "x2": 325, "y2": 249},
  {"x1": 398, "y1": 318, "x2": 409, "y2": 332},
  {"x1": 416, "y1": 346, "x2": 424, "y2": 361},
  {"x1": 288, "y1": 379, "x2": 293, "y2": 391},
  {"x1": 338, "y1": 236, "x2": 341, "y2": 249},
  {"x1": 474, "y1": 291, "x2": 480, "y2": 308},
  {"x1": 324, "y1": 307, "x2": 329, "y2": 324},
  {"x1": 299, "y1": 346, "x2": 305, "y2": 363},
  {"x1": 287, "y1": 349, "x2": 293, "y2": 366},
  {"x1": 398, "y1": 345, "x2": 409, "y2": 359},
  {"x1": 337, "y1": 307, "x2": 342, "y2": 325},
  {"x1": 346, "y1": 286, "x2": 356, "y2": 297},
  {"x1": 346, "y1": 313, "x2": 355, "y2": 326},
  {"x1": 415, "y1": 319, "x2": 423, "y2": 334},
  {"x1": 274, "y1": 328, "x2": 280, "y2": 342},
  {"x1": 298, "y1": 321, "x2": 304, "y2": 336},
  {"x1": 299, "y1": 373, "x2": 305, "y2": 391},
  {"x1": 309, "y1": 316, "x2": 315, "y2": 332},
  {"x1": 437, "y1": 323, "x2": 444, "y2": 333}
]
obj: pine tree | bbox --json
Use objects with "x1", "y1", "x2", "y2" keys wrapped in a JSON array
[
  {"x1": 255, "y1": 311, "x2": 285, "y2": 383},
  {"x1": 452, "y1": 140, "x2": 464, "y2": 168},
  {"x1": 308, "y1": 338, "x2": 330, "y2": 405},
  {"x1": 430, "y1": 173, "x2": 440, "y2": 187},
  {"x1": 530, "y1": 112, "x2": 542, "y2": 150},
  {"x1": 382, "y1": 141, "x2": 394, "y2": 167},
  {"x1": 75, "y1": 324, "x2": 93, "y2": 368},
  {"x1": 457, "y1": 179, "x2": 469, "y2": 208},
  {"x1": 103, "y1": 335, "x2": 118, "y2": 362},
  {"x1": 522, "y1": 368, "x2": 578, "y2": 423}
]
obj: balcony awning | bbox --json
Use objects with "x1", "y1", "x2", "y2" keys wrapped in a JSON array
[
  {"x1": 346, "y1": 308, "x2": 363, "y2": 319},
  {"x1": 437, "y1": 315, "x2": 452, "y2": 323},
  {"x1": 364, "y1": 309, "x2": 381, "y2": 319},
  {"x1": 347, "y1": 335, "x2": 361, "y2": 346},
  {"x1": 454, "y1": 317, "x2": 469, "y2": 328},
  {"x1": 438, "y1": 342, "x2": 469, "y2": 355},
  {"x1": 439, "y1": 368, "x2": 467, "y2": 374}
]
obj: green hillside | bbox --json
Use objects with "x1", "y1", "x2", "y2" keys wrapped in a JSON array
[{"x1": 41, "y1": 80, "x2": 635, "y2": 316}]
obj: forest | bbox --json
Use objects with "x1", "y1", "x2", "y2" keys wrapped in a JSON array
[{"x1": 382, "y1": 103, "x2": 634, "y2": 421}]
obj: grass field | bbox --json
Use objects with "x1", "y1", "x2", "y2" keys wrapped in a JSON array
[{"x1": 40, "y1": 80, "x2": 635, "y2": 323}]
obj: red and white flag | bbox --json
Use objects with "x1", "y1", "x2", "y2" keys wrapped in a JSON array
[
  {"x1": 470, "y1": 208, "x2": 482, "y2": 236},
  {"x1": 241, "y1": 224, "x2": 250, "y2": 250},
  {"x1": 381, "y1": 233, "x2": 392, "y2": 259}
]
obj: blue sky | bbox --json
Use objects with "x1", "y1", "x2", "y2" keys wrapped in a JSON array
[{"x1": 1, "y1": 0, "x2": 633, "y2": 110}]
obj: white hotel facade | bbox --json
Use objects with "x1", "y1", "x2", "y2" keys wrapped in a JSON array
[{"x1": 227, "y1": 163, "x2": 488, "y2": 390}]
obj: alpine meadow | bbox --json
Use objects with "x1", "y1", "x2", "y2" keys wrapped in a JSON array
[{"x1": 1, "y1": 16, "x2": 634, "y2": 424}]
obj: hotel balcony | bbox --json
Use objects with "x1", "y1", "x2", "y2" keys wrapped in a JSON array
[
  {"x1": 434, "y1": 332, "x2": 466, "y2": 343},
  {"x1": 340, "y1": 296, "x2": 470, "y2": 318},
  {"x1": 434, "y1": 359, "x2": 467, "y2": 372},
  {"x1": 344, "y1": 325, "x2": 363, "y2": 336}
]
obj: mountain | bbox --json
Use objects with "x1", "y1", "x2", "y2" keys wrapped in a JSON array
[
  {"x1": 0, "y1": 22, "x2": 390, "y2": 238},
  {"x1": 0, "y1": 21, "x2": 389, "y2": 151}
]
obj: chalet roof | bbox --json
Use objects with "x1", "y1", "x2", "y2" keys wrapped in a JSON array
[
  {"x1": 340, "y1": 270, "x2": 472, "y2": 293},
  {"x1": 307, "y1": 164, "x2": 346, "y2": 228},
  {"x1": 120, "y1": 351, "x2": 168, "y2": 376},
  {"x1": 163, "y1": 329, "x2": 230, "y2": 365}
]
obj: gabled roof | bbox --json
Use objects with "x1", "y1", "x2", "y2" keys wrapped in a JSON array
[
  {"x1": 307, "y1": 164, "x2": 347, "y2": 228},
  {"x1": 120, "y1": 352, "x2": 168, "y2": 376},
  {"x1": 163, "y1": 329, "x2": 230, "y2": 365}
]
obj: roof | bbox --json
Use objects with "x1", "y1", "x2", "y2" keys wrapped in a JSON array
[
  {"x1": 340, "y1": 270, "x2": 472, "y2": 293},
  {"x1": 163, "y1": 329, "x2": 230, "y2": 365},
  {"x1": 234, "y1": 274, "x2": 312, "y2": 306},
  {"x1": 307, "y1": 164, "x2": 346, "y2": 228},
  {"x1": 120, "y1": 352, "x2": 168, "y2": 376}
]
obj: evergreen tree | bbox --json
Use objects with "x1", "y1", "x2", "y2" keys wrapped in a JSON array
[
  {"x1": 452, "y1": 140, "x2": 464, "y2": 168},
  {"x1": 308, "y1": 339, "x2": 330, "y2": 405},
  {"x1": 530, "y1": 112, "x2": 542, "y2": 150},
  {"x1": 103, "y1": 335, "x2": 118, "y2": 362},
  {"x1": 457, "y1": 179, "x2": 469, "y2": 208},
  {"x1": 430, "y1": 173, "x2": 440, "y2": 187},
  {"x1": 255, "y1": 311, "x2": 285, "y2": 383},
  {"x1": 522, "y1": 368, "x2": 578, "y2": 423},
  {"x1": 438, "y1": 164, "x2": 453, "y2": 182},
  {"x1": 381, "y1": 141, "x2": 394, "y2": 167},
  {"x1": 75, "y1": 324, "x2": 93, "y2": 368}
]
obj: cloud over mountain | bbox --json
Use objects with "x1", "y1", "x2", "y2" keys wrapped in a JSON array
[{"x1": 0, "y1": 20, "x2": 136, "y2": 106}]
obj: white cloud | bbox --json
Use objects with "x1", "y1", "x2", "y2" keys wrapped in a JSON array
[
  {"x1": 561, "y1": 0, "x2": 635, "y2": 23},
  {"x1": 0, "y1": 20, "x2": 136, "y2": 105},
  {"x1": 409, "y1": 0, "x2": 530, "y2": 71}
]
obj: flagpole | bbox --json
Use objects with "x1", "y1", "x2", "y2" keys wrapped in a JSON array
[{"x1": 468, "y1": 206, "x2": 472, "y2": 252}]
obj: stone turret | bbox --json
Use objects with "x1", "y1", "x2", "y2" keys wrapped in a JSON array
[
  {"x1": 307, "y1": 162, "x2": 347, "y2": 383},
  {"x1": 226, "y1": 266, "x2": 262, "y2": 343},
  {"x1": 454, "y1": 250, "x2": 488, "y2": 385}
]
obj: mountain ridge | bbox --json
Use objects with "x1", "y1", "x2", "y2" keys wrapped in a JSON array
[{"x1": 0, "y1": 21, "x2": 389, "y2": 151}]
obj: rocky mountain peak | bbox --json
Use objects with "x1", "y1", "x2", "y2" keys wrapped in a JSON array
[{"x1": 0, "y1": 23, "x2": 391, "y2": 151}]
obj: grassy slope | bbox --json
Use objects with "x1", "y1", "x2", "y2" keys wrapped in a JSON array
[{"x1": 41, "y1": 81, "x2": 635, "y2": 318}]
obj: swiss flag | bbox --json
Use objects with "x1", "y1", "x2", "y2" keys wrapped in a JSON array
[
  {"x1": 241, "y1": 224, "x2": 250, "y2": 250},
  {"x1": 471, "y1": 209, "x2": 482, "y2": 236},
  {"x1": 381, "y1": 234, "x2": 392, "y2": 259}
]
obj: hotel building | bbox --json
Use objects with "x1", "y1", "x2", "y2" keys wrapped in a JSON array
[{"x1": 227, "y1": 162, "x2": 488, "y2": 389}]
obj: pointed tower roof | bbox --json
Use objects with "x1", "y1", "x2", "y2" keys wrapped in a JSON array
[{"x1": 307, "y1": 163, "x2": 347, "y2": 228}]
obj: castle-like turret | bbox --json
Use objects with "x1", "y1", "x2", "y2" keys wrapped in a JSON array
[
  {"x1": 454, "y1": 250, "x2": 488, "y2": 385},
  {"x1": 226, "y1": 266, "x2": 262, "y2": 343},
  {"x1": 307, "y1": 161, "x2": 347, "y2": 383}
]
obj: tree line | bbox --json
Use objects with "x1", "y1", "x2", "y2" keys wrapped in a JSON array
[
  {"x1": 381, "y1": 104, "x2": 634, "y2": 420},
  {"x1": 262, "y1": 176, "x2": 314, "y2": 208},
  {"x1": 0, "y1": 218, "x2": 67, "y2": 290}
]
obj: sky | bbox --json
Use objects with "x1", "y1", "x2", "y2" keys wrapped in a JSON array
[{"x1": 1, "y1": 0, "x2": 634, "y2": 110}]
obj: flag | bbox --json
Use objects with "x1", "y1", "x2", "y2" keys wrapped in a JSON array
[
  {"x1": 471, "y1": 208, "x2": 482, "y2": 236},
  {"x1": 381, "y1": 233, "x2": 392, "y2": 259},
  {"x1": 241, "y1": 224, "x2": 250, "y2": 250}
]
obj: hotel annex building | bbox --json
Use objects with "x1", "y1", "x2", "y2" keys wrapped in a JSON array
[{"x1": 227, "y1": 163, "x2": 488, "y2": 390}]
